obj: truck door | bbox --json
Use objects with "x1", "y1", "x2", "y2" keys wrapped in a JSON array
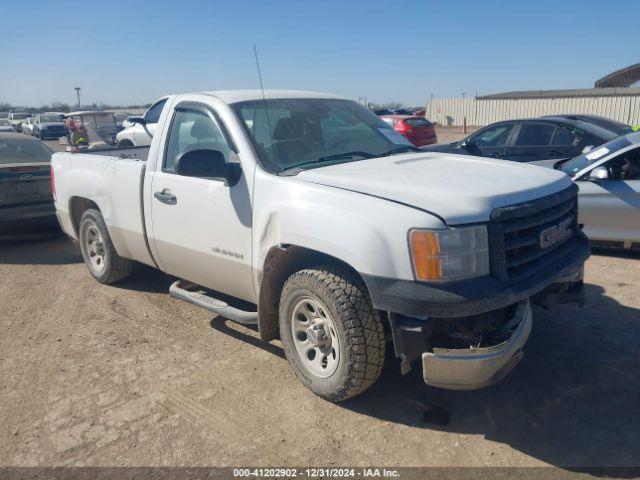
[
  {"x1": 577, "y1": 146, "x2": 640, "y2": 243},
  {"x1": 149, "y1": 102, "x2": 254, "y2": 302}
]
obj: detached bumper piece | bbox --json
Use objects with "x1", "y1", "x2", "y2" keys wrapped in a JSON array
[{"x1": 422, "y1": 300, "x2": 532, "y2": 390}]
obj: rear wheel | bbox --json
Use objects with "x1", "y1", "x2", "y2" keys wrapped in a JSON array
[
  {"x1": 79, "y1": 209, "x2": 132, "y2": 284},
  {"x1": 279, "y1": 267, "x2": 385, "y2": 402}
]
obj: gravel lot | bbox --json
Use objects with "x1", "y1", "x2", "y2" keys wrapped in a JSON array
[{"x1": 0, "y1": 131, "x2": 637, "y2": 471}]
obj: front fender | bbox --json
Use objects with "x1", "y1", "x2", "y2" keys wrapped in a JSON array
[{"x1": 252, "y1": 173, "x2": 445, "y2": 292}]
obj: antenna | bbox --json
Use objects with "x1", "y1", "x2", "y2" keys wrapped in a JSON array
[{"x1": 253, "y1": 45, "x2": 274, "y2": 161}]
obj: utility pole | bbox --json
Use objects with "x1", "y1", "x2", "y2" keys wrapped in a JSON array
[{"x1": 74, "y1": 87, "x2": 81, "y2": 108}]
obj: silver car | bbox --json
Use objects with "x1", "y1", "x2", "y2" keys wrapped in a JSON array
[{"x1": 532, "y1": 132, "x2": 640, "y2": 248}]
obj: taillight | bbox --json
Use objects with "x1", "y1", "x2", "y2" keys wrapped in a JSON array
[
  {"x1": 50, "y1": 165, "x2": 56, "y2": 201},
  {"x1": 396, "y1": 120, "x2": 413, "y2": 134}
]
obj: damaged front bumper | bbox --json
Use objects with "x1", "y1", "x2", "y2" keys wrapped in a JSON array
[{"x1": 422, "y1": 300, "x2": 532, "y2": 390}]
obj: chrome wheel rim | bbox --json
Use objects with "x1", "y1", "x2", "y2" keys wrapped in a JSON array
[
  {"x1": 290, "y1": 296, "x2": 340, "y2": 378},
  {"x1": 85, "y1": 224, "x2": 106, "y2": 275}
]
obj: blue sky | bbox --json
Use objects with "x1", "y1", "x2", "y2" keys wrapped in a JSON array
[{"x1": 1, "y1": 0, "x2": 639, "y2": 107}]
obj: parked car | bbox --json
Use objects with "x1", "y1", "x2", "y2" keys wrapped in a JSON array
[
  {"x1": 373, "y1": 108, "x2": 394, "y2": 116},
  {"x1": 114, "y1": 112, "x2": 136, "y2": 131},
  {"x1": 52, "y1": 90, "x2": 589, "y2": 401},
  {"x1": 531, "y1": 132, "x2": 640, "y2": 248},
  {"x1": 0, "y1": 133, "x2": 56, "y2": 231},
  {"x1": 380, "y1": 115, "x2": 437, "y2": 147},
  {"x1": 115, "y1": 98, "x2": 168, "y2": 147},
  {"x1": 541, "y1": 114, "x2": 632, "y2": 136},
  {"x1": 0, "y1": 119, "x2": 14, "y2": 132},
  {"x1": 421, "y1": 116, "x2": 621, "y2": 162},
  {"x1": 391, "y1": 108, "x2": 412, "y2": 115},
  {"x1": 21, "y1": 117, "x2": 37, "y2": 136},
  {"x1": 8, "y1": 112, "x2": 31, "y2": 133},
  {"x1": 33, "y1": 112, "x2": 68, "y2": 139}
]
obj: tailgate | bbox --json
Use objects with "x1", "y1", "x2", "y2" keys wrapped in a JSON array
[{"x1": 0, "y1": 163, "x2": 52, "y2": 207}]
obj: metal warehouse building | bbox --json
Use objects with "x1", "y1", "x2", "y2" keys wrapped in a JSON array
[{"x1": 426, "y1": 63, "x2": 640, "y2": 127}]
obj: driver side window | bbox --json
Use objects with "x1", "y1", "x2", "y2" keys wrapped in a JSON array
[
  {"x1": 164, "y1": 109, "x2": 231, "y2": 173},
  {"x1": 606, "y1": 147, "x2": 640, "y2": 181},
  {"x1": 470, "y1": 123, "x2": 514, "y2": 147}
]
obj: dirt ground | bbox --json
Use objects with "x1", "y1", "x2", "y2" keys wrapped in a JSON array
[
  {"x1": 0, "y1": 132, "x2": 637, "y2": 471},
  {"x1": 1, "y1": 233, "x2": 639, "y2": 470}
]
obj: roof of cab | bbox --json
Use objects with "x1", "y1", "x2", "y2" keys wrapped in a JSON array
[{"x1": 201, "y1": 89, "x2": 344, "y2": 104}]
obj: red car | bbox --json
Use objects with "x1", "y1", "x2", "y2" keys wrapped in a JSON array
[{"x1": 380, "y1": 115, "x2": 437, "y2": 147}]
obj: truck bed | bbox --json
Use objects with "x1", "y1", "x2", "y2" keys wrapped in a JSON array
[{"x1": 52, "y1": 148, "x2": 155, "y2": 267}]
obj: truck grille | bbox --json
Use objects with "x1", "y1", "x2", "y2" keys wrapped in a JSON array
[{"x1": 488, "y1": 184, "x2": 579, "y2": 282}]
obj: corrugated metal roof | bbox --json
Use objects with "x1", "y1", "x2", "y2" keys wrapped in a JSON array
[
  {"x1": 477, "y1": 87, "x2": 640, "y2": 100},
  {"x1": 595, "y1": 63, "x2": 640, "y2": 88}
]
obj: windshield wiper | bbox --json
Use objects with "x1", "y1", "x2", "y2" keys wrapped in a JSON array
[
  {"x1": 279, "y1": 151, "x2": 375, "y2": 174},
  {"x1": 379, "y1": 145, "x2": 422, "y2": 156},
  {"x1": 316, "y1": 151, "x2": 375, "y2": 162}
]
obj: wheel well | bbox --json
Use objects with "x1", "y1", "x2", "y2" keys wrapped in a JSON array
[
  {"x1": 257, "y1": 245, "x2": 368, "y2": 341},
  {"x1": 118, "y1": 139, "x2": 134, "y2": 147},
  {"x1": 69, "y1": 197, "x2": 100, "y2": 237}
]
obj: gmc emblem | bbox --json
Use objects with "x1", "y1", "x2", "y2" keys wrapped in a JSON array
[{"x1": 539, "y1": 218, "x2": 573, "y2": 249}]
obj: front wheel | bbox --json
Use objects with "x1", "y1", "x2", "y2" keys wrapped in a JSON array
[
  {"x1": 79, "y1": 209, "x2": 132, "y2": 284},
  {"x1": 279, "y1": 267, "x2": 385, "y2": 402}
]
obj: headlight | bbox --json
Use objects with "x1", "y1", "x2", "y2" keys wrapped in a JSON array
[{"x1": 409, "y1": 225, "x2": 489, "y2": 281}]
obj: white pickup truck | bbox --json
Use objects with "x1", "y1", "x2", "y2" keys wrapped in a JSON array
[{"x1": 52, "y1": 90, "x2": 589, "y2": 401}]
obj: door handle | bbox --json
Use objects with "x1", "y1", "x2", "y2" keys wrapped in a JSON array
[
  {"x1": 487, "y1": 152, "x2": 503, "y2": 158},
  {"x1": 154, "y1": 189, "x2": 177, "y2": 205}
]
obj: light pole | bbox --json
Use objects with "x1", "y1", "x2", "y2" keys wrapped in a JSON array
[{"x1": 74, "y1": 87, "x2": 81, "y2": 108}]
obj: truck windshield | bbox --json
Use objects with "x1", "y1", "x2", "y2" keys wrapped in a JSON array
[{"x1": 233, "y1": 98, "x2": 413, "y2": 172}]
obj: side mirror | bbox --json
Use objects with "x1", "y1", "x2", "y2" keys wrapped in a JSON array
[
  {"x1": 175, "y1": 149, "x2": 241, "y2": 185},
  {"x1": 461, "y1": 140, "x2": 480, "y2": 154},
  {"x1": 127, "y1": 116, "x2": 145, "y2": 126},
  {"x1": 588, "y1": 166, "x2": 609, "y2": 181}
]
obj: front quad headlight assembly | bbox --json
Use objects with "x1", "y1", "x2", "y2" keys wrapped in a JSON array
[{"x1": 409, "y1": 225, "x2": 489, "y2": 281}]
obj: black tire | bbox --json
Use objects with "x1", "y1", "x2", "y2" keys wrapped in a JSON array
[
  {"x1": 279, "y1": 267, "x2": 385, "y2": 402},
  {"x1": 78, "y1": 209, "x2": 132, "y2": 284},
  {"x1": 38, "y1": 131, "x2": 44, "y2": 140},
  {"x1": 118, "y1": 139, "x2": 134, "y2": 147}
]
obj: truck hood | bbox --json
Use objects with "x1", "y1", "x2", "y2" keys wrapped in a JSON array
[{"x1": 296, "y1": 152, "x2": 572, "y2": 224}]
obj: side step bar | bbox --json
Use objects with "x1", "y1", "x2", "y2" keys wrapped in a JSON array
[{"x1": 169, "y1": 280, "x2": 258, "y2": 325}]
